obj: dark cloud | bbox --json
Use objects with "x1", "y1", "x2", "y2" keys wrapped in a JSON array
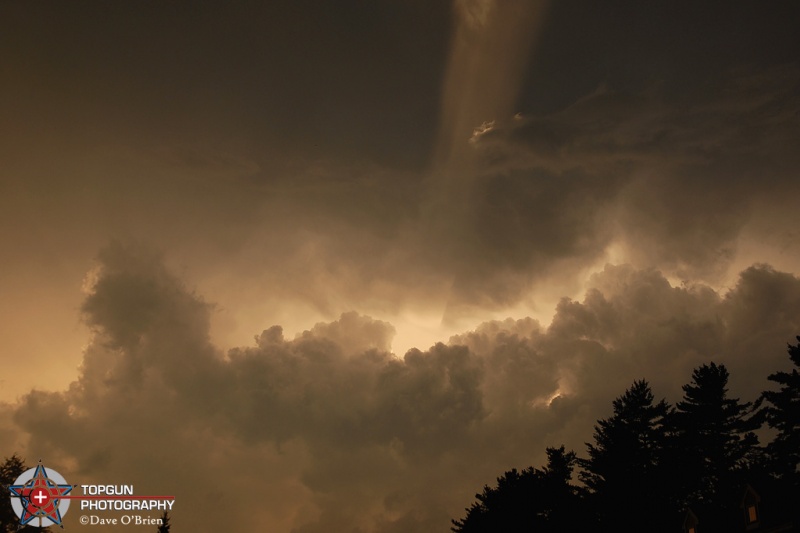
[
  {"x1": 0, "y1": 0, "x2": 450, "y2": 170},
  {"x1": 457, "y1": 65, "x2": 800, "y2": 289},
  {"x1": 5, "y1": 244, "x2": 800, "y2": 532},
  {"x1": 518, "y1": 1, "x2": 800, "y2": 113},
  {"x1": 2, "y1": 1, "x2": 799, "y2": 346},
  {"x1": 1, "y1": 3, "x2": 800, "y2": 530}
]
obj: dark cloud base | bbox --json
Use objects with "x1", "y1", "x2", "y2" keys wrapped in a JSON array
[{"x1": 4, "y1": 244, "x2": 800, "y2": 532}]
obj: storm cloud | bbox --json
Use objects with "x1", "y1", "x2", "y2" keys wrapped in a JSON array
[
  {"x1": 5, "y1": 244, "x2": 800, "y2": 532},
  {"x1": 2, "y1": 2, "x2": 800, "y2": 531}
]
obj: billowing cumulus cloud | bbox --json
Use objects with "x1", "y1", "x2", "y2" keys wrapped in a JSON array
[
  {"x1": 1, "y1": 2, "x2": 800, "y2": 531},
  {"x1": 5, "y1": 244, "x2": 800, "y2": 532}
]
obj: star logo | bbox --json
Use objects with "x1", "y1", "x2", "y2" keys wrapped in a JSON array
[{"x1": 8, "y1": 461, "x2": 73, "y2": 528}]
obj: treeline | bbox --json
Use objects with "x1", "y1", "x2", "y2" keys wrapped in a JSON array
[{"x1": 452, "y1": 337, "x2": 800, "y2": 533}]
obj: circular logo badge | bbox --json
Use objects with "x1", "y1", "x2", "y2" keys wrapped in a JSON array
[{"x1": 8, "y1": 462, "x2": 73, "y2": 528}]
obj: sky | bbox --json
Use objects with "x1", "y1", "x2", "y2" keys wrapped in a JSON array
[{"x1": 1, "y1": 1, "x2": 800, "y2": 531}]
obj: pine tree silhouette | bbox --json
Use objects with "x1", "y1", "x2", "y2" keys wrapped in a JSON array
[
  {"x1": 579, "y1": 380, "x2": 673, "y2": 531},
  {"x1": 0, "y1": 455, "x2": 51, "y2": 533},
  {"x1": 668, "y1": 363, "x2": 760, "y2": 516},
  {"x1": 760, "y1": 336, "x2": 800, "y2": 482},
  {"x1": 451, "y1": 446, "x2": 587, "y2": 532},
  {"x1": 156, "y1": 511, "x2": 171, "y2": 533}
]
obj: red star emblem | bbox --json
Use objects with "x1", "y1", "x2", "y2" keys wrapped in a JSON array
[{"x1": 8, "y1": 462, "x2": 73, "y2": 527}]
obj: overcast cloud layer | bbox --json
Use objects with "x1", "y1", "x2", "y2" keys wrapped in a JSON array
[{"x1": 1, "y1": 1, "x2": 800, "y2": 531}]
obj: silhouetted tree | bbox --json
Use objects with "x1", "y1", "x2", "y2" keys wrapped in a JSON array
[
  {"x1": 156, "y1": 510, "x2": 171, "y2": 532},
  {"x1": 579, "y1": 380, "x2": 673, "y2": 531},
  {"x1": 668, "y1": 363, "x2": 760, "y2": 511},
  {"x1": 451, "y1": 446, "x2": 588, "y2": 532},
  {"x1": 760, "y1": 336, "x2": 800, "y2": 482},
  {"x1": 450, "y1": 342, "x2": 800, "y2": 532},
  {"x1": 0, "y1": 455, "x2": 26, "y2": 532},
  {"x1": 0, "y1": 454, "x2": 50, "y2": 533}
]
